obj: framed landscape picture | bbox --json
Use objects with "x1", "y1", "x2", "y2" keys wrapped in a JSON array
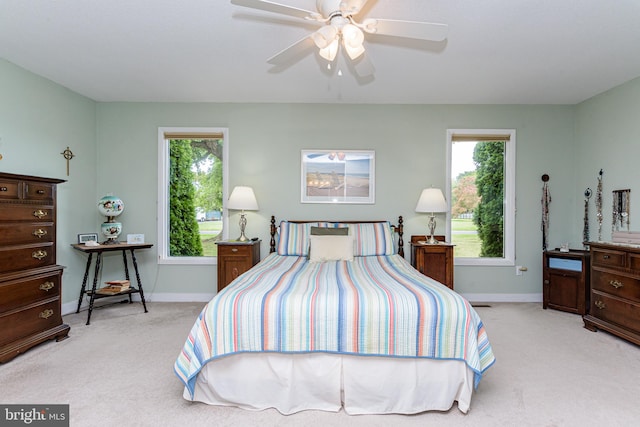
[{"x1": 301, "y1": 150, "x2": 375, "y2": 204}]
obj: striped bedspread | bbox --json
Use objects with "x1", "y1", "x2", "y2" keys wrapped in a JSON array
[{"x1": 175, "y1": 253, "x2": 495, "y2": 396}]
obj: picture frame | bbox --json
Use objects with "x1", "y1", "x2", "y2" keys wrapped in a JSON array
[
  {"x1": 301, "y1": 150, "x2": 375, "y2": 204},
  {"x1": 78, "y1": 233, "x2": 98, "y2": 244}
]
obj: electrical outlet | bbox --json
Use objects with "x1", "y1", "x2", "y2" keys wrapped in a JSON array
[{"x1": 516, "y1": 266, "x2": 523, "y2": 276}]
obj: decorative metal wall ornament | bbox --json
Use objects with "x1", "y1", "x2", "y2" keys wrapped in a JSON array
[
  {"x1": 612, "y1": 189, "x2": 631, "y2": 233},
  {"x1": 541, "y1": 174, "x2": 551, "y2": 251},
  {"x1": 583, "y1": 188, "x2": 592, "y2": 247},
  {"x1": 61, "y1": 146, "x2": 75, "y2": 176},
  {"x1": 596, "y1": 169, "x2": 603, "y2": 241}
]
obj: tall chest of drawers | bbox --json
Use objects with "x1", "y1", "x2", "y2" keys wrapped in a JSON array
[
  {"x1": 0, "y1": 172, "x2": 70, "y2": 363},
  {"x1": 583, "y1": 242, "x2": 640, "y2": 346}
]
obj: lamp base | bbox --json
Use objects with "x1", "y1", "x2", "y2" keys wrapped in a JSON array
[
  {"x1": 236, "y1": 213, "x2": 248, "y2": 242},
  {"x1": 426, "y1": 235, "x2": 440, "y2": 245}
]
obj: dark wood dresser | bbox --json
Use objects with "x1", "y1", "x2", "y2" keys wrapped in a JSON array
[
  {"x1": 583, "y1": 242, "x2": 640, "y2": 345},
  {"x1": 0, "y1": 172, "x2": 70, "y2": 362}
]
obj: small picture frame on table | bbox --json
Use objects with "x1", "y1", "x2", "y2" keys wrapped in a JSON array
[{"x1": 78, "y1": 233, "x2": 98, "y2": 244}]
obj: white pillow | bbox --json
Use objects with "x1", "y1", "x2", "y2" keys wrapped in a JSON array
[{"x1": 309, "y1": 235, "x2": 354, "y2": 262}]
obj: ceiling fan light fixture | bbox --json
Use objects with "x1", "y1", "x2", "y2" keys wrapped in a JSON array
[
  {"x1": 312, "y1": 25, "x2": 338, "y2": 49},
  {"x1": 319, "y1": 38, "x2": 339, "y2": 61},
  {"x1": 342, "y1": 23, "x2": 365, "y2": 59}
]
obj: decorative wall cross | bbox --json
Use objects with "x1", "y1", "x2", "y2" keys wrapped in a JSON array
[{"x1": 61, "y1": 146, "x2": 75, "y2": 176}]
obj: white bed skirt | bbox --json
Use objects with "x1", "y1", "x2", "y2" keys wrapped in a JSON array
[{"x1": 184, "y1": 353, "x2": 475, "y2": 415}]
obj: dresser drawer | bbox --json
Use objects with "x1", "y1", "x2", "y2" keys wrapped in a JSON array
[
  {"x1": 0, "y1": 299, "x2": 62, "y2": 346},
  {"x1": 0, "y1": 271, "x2": 62, "y2": 313},
  {"x1": 0, "y1": 179, "x2": 20, "y2": 199},
  {"x1": 0, "y1": 205, "x2": 54, "y2": 222},
  {"x1": 591, "y1": 269, "x2": 640, "y2": 301},
  {"x1": 0, "y1": 222, "x2": 54, "y2": 246},
  {"x1": 591, "y1": 290, "x2": 640, "y2": 334},
  {"x1": 24, "y1": 182, "x2": 55, "y2": 202},
  {"x1": 591, "y1": 248, "x2": 626, "y2": 268},
  {"x1": 0, "y1": 243, "x2": 55, "y2": 274}
]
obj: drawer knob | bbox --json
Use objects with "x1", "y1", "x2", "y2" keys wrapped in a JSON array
[
  {"x1": 543, "y1": 279, "x2": 549, "y2": 284},
  {"x1": 33, "y1": 209, "x2": 48, "y2": 219},
  {"x1": 39, "y1": 281, "x2": 55, "y2": 291},
  {"x1": 0, "y1": 186, "x2": 7, "y2": 191},
  {"x1": 32, "y1": 250, "x2": 48, "y2": 260},
  {"x1": 609, "y1": 279, "x2": 624, "y2": 289},
  {"x1": 37, "y1": 189, "x2": 45, "y2": 194},
  {"x1": 39, "y1": 309, "x2": 54, "y2": 319},
  {"x1": 594, "y1": 300, "x2": 606, "y2": 310},
  {"x1": 33, "y1": 228, "x2": 48, "y2": 238},
  {"x1": 231, "y1": 248, "x2": 238, "y2": 252},
  {"x1": 602, "y1": 255, "x2": 610, "y2": 259}
]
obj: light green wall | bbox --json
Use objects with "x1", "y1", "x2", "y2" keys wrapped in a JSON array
[
  {"x1": 0, "y1": 59, "x2": 97, "y2": 307},
  {"x1": 5, "y1": 58, "x2": 638, "y2": 308},
  {"x1": 575, "y1": 76, "x2": 640, "y2": 241},
  {"x1": 95, "y1": 102, "x2": 575, "y2": 301}
]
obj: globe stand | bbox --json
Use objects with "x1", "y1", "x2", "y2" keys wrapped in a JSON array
[{"x1": 101, "y1": 216, "x2": 122, "y2": 244}]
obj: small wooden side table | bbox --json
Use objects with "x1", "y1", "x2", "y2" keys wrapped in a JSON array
[
  {"x1": 72, "y1": 242, "x2": 153, "y2": 325},
  {"x1": 216, "y1": 240, "x2": 260, "y2": 292},
  {"x1": 410, "y1": 235, "x2": 455, "y2": 290},
  {"x1": 543, "y1": 249, "x2": 590, "y2": 315}
]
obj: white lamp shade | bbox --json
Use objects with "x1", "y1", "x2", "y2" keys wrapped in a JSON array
[
  {"x1": 415, "y1": 188, "x2": 447, "y2": 213},
  {"x1": 227, "y1": 186, "x2": 259, "y2": 211}
]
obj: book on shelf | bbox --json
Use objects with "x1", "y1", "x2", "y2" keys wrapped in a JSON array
[{"x1": 96, "y1": 280, "x2": 130, "y2": 294}]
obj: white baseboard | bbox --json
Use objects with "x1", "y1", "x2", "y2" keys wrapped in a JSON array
[
  {"x1": 461, "y1": 293, "x2": 542, "y2": 303},
  {"x1": 65, "y1": 292, "x2": 543, "y2": 315},
  {"x1": 63, "y1": 292, "x2": 215, "y2": 315}
]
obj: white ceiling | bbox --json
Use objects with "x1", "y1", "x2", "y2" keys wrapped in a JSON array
[{"x1": 1, "y1": 0, "x2": 640, "y2": 105}]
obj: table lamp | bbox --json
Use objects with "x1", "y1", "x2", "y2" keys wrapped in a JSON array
[
  {"x1": 227, "y1": 186, "x2": 259, "y2": 241},
  {"x1": 415, "y1": 188, "x2": 448, "y2": 244}
]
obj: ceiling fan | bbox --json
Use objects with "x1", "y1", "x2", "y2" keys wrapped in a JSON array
[{"x1": 230, "y1": 0, "x2": 448, "y2": 76}]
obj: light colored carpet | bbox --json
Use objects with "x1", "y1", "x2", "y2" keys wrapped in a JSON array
[{"x1": 1, "y1": 301, "x2": 639, "y2": 427}]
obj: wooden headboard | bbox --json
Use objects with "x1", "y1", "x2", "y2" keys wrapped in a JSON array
[{"x1": 269, "y1": 216, "x2": 404, "y2": 257}]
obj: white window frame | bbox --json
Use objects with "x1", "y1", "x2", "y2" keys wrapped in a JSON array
[
  {"x1": 446, "y1": 129, "x2": 516, "y2": 266},
  {"x1": 157, "y1": 127, "x2": 229, "y2": 265}
]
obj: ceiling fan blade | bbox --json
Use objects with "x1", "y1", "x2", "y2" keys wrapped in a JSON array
[
  {"x1": 267, "y1": 35, "x2": 315, "y2": 65},
  {"x1": 361, "y1": 18, "x2": 448, "y2": 42},
  {"x1": 231, "y1": 0, "x2": 320, "y2": 21},
  {"x1": 352, "y1": 52, "x2": 375, "y2": 77}
]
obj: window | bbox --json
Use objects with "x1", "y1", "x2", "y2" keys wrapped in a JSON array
[
  {"x1": 447, "y1": 129, "x2": 515, "y2": 266},
  {"x1": 157, "y1": 127, "x2": 229, "y2": 264}
]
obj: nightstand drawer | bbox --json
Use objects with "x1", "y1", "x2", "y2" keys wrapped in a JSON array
[{"x1": 218, "y1": 244, "x2": 254, "y2": 258}]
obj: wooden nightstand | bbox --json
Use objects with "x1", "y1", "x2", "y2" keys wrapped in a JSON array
[
  {"x1": 410, "y1": 235, "x2": 454, "y2": 290},
  {"x1": 216, "y1": 240, "x2": 260, "y2": 292},
  {"x1": 542, "y1": 249, "x2": 590, "y2": 315}
]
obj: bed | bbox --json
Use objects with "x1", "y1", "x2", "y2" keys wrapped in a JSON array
[{"x1": 175, "y1": 217, "x2": 495, "y2": 415}]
